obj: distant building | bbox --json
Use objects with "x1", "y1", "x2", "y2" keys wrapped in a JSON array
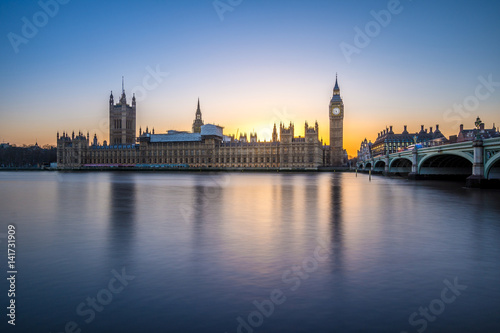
[
  {"x1": 57, "y1": 77, "x2": 350, "y2": 169},
  {"x1": 370, "y1": 124, "x2": 447, "y2": 157},
  {"x1": 0, "y1": 142, "x2": 10, "y2": 149},
  {"x1": 448, "y1": 135, "x2": 458, "y2": 144},
  {"x1": 357, "y1": 138, "x2": 372, "y2": 162},
  {"x1": 457, "y1": 123, "x2": 498, "y2": 142},
  {"x1": 57, "y1": 131, "x2": 90, "y2": 168}
]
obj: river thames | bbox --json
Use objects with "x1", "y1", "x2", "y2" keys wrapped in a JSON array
[{"x1": 1, "y1": 171, "x2": 499, "y2": 332}]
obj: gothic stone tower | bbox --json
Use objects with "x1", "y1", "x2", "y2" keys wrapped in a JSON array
[
  {"x1": 329, "y1": 75, "x2": 344, "y2": 166},
  {"x1": 109, "y1": 77, "x2": 136, "y2": 145},
  {"x1": 279, "y1": 122, "x2": 294, "y2": 168}
]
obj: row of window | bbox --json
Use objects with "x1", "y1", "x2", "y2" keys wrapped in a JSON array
[
  {"x1": 86, "y1": 157, "x2": 318, "y2": 167},
  {"x1": 87, "y1": 150, "x2": 318, "y2": 160},
  {"x1": 112, "y1": 119, "x2": 134, "y2": 129},
  {"x1": 88, "y1": 156, "x2": 281, "y2": 164}
]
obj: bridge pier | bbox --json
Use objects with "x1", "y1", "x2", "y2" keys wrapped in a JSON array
[
  {"x1": 383, "y1": 154, "x2": 389, "y2": 176},
  {"x1": 408, "y1": 149, "x2": 420, "y2": 180},
  {"x1": 466, "y1": 139, "x2": 486, "y2": 188}
]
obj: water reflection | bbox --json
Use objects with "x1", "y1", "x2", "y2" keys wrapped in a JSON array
[
  {"x1": 108, "y1": 173, "x2": 136, "y2": 260},
  {"x1": 329, "y1": 173, "x2": 344, "y2": 273},
  {"x1": 190, "y1": 174, "x2": 223, "y2": 249},
  {"x1": 280, "y1": 174, "x2": 296, "y2": 246}
]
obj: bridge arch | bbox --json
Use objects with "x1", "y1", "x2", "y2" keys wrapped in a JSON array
[
  {"x1": 365, "y1": 162, "x2": 372, "y2": 169},
  {"x1": 388, "y1": 157, "x2": 412, "y2": 169},
  {"x1": 373, "y1": 160, "x2": 386, "y2": 172},
  {"x1": 418, "y1": 153, "x2": 472, "y2": 176},
  {"x1": 418, "y1": 152, "x2": 473, "y2": 171},
  {"x1": 485, "y1": 152, "x2": 500, "y2": 179},
  {"x1": 388, "y1": 157, "x2": 412, "y2": 175}
]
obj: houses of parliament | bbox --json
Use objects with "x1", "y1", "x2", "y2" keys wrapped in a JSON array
[{"x1": 57, "y1": 78, "x2": 347, "y2": 169}]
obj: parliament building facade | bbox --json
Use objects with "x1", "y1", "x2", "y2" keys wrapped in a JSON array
[{"x1": 57, "y1": 78, "x2": 347, "y2": 169}]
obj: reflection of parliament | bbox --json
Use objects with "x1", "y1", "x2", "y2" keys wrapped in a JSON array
[{"x1": 57, "y1": 77, "x2": 347, "y2": 169}]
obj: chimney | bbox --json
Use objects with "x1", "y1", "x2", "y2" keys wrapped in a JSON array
[
  {"x1": 460, "y1": 124, "x2": 464, "y2": 132},
  {"x1": 421, "y1": 125, "x2": 424, "y2": 131},
  {"x1": 425, "y1": 129, "x2": 428, "y2": 133},
  {"x1": 480, "y1": 123, "x2": 485, "y2": 130},
  {"x1": 436, "y1": 124, "x2": 439, "y2": 131},
  {"x1": 430, "y1": 126, "x2": 433, "y2": 133},
  {"x1": 404, "y1": 125, "x2": 407, "y2": 132},
  {"x1": 389, "y1": 125, "x2": 393, "y2": 133}
]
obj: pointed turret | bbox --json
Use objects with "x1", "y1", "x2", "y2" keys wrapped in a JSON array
[
  {"x1": 120, "y1": 76, "x2": 126, "y2": 104},
  {"x1": 109, "y1": 91, "x2": 114, "y2": 105},
  {"x1": 333, "y1": 73, "x2": 340, "y2": 95},
  {"x1": 330, "y1": 74, "x2": 342, "y2": 104},
  {"x1": 192, "y1": 98, "x2": 204, "y2": 133}
]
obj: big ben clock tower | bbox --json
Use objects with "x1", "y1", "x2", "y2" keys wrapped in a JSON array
[{"x1": 329, "y1": 75, "x2": 344, "y2": 166}]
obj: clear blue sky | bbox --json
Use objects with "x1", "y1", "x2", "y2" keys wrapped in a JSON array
[{"x1": 1, "y1": 0, "x2": 499, "y2": 154}]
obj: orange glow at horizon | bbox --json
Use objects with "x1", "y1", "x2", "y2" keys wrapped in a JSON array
[
  {"x1": 3, "y1": 92, "x2": 498, "y2": 160},
  {"x1": 3, "y1": 111, "x2": 491, "y2": 159}
]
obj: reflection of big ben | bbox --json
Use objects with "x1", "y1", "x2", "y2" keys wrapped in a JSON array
[{"x1": 329, "y1": 75, "x2": 344, "y2": 166}]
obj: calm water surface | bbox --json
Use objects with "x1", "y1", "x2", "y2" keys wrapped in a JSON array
[{"x1": 1, "y1": 171, "x2": 499, "y2": 333}]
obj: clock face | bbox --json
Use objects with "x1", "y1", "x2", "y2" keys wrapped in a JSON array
[{"x1": 332, "y1": 107, "x2": 340, "y2": 115}]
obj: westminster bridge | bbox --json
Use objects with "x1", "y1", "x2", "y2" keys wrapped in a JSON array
[{"x1": 357, "y1": 137, "x2": 500, "y2": 188}]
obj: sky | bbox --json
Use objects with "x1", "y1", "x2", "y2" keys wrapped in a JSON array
[{"x1": 0, "y1": 0, "x2": 499, "y2": 156}]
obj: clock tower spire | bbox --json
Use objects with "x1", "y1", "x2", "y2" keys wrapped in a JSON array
[
  {"x1": 329, "y1": 74, "x2": 344, "y2": 166},
  {"x1": 333, "y1": 73, "x2": 340, "y2": 94}
]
